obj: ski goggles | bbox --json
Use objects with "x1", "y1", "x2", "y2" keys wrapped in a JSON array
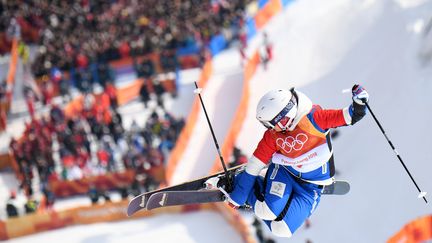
[{"x1": 260, "y1": 90, "x2": 298, "y2": 130}]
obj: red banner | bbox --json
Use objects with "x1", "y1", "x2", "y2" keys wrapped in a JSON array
[{"x1": 50, "y1": 170, "x2": 135, "y2": 197}]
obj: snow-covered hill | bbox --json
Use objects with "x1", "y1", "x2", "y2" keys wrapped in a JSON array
[{"x1": 236, "y1": 0, "x2": 432, "y2": 242}]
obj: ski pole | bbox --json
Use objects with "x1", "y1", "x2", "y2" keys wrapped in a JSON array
[
  {"x1": 365, "y1": 102, "x2": 428, "y2": 203},
  {"x1": 193, "y1": 82, "x2": 233, "y2": 191}
]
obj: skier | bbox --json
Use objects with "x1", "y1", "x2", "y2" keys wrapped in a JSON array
[
  {"x1": 226, "y1": 84, "x2": 369, "y2": 237},
  {"x1": 259, "y1": 32, "x2": 273, "y2": 70}
]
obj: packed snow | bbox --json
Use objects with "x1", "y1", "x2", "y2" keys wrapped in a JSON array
[{"x1": 6, "y1": 211, "x2": 243, "y2": 243}]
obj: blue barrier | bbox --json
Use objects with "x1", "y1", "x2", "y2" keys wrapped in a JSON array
[
  {"x1": 90, "y1": 62, "x2": 99, "y2": 85},
  {"x1": 177, "y1": 42, "x2": 200, "y2": 56},
  {"x1": 209, "y1": 34, "x2": 228, "y2": 56},
  {"x1": 280, "y1": 0, "x2": 294, "y2": 7},
  {"x1": 246, "y1": 18, "x2": 257, "y2": 40},
  {"x1": 258, "y1": 0, "x2": 270, "y2": 8}
]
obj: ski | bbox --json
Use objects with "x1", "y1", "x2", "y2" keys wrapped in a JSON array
[
  {"x1": 145, "y1": 180, "x2": 350, "y2": 210},
  {"x1": 146, "y1": 190, "x2": 225, "y2": 210},
  {"x1": 126, "y1": 164, "x2": 245, "y2": 216}
]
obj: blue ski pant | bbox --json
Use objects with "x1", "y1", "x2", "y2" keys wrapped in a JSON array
[{"x1": 246, "y1": 164, "x2": 322, "y2": 237}]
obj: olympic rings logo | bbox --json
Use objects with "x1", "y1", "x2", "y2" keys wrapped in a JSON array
[{"x1": 276, "y1": 133, "x2": 308, "y2": 154}]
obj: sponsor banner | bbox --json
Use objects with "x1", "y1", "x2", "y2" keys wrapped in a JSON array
[
  {"x1": 0, "y1": 200, "x2": 250, "y2": 241},
  {"x1": 0, "y1": 200, "x2": 206, "y2": 240},
  {"x1": 49, "y1": 165, "x2": 165, "y2": 197},
  {"x1": 50, "y1": 170, "x2": 136, "y2": 197}
]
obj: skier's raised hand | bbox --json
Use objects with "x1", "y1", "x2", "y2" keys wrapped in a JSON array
[{"x1": 352, "y1": 84, "x2": 369, "y2": 105}]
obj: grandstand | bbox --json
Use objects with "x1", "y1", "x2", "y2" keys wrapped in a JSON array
[{"x1": 0, "y1": 0, "x2": 258, "y2": 241}]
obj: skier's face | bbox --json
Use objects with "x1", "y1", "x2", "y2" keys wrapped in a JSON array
[
  {"x1": 275, "y1": 116, "x2": 294, "y2": 131},
  {"x1": 273, "y1": 125, "x2": 283, "y2": 132}
]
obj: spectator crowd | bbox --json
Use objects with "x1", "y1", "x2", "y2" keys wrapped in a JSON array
[
  {"x1": 1, "y1": 0, "x2": 252, "y2": 97},
  {"x1": 1, "y1": 0, "x2": 255, "y2": 219},
  {"x1": 7, "y1": 90, "x2": 185, "y2": 217}
]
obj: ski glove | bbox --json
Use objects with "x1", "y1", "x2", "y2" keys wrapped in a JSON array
[{"x1": 352, "y1": 84, "x2": 369, "y2": 105}]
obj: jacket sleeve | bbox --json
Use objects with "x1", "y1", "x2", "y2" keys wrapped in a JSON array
[
  {"x1": 310, "y1": 103, "x2": 366, "y2": 130},
  {"x1": 252, "y1": 130, "x2": 278, "y2": 164},
  {"x1": 309, "y1": 105, "x2": 348, "y2": 130}
]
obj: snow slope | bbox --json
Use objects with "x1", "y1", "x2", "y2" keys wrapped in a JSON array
[
  {"x1": 170, "y1": 49, "x2": 244, "y2": 185},
  {"x1": 6, "y1": 211, "x2": 243, "y2": 243},
  {"x1": 236, "y1": 0, "x2": 432, "y2": 242}
]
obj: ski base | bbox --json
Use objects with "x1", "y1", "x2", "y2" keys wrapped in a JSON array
[{"x1": 146, "y1": 190, "x2": 225, "y2": 210}]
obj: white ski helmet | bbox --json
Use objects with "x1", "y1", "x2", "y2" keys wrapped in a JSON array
[{"x1": 256, "y1": 88, "x2": 298, "y2": 131}]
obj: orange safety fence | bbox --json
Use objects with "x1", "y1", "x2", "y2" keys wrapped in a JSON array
[
  {"x1": 164, "y1": 60, "x2": 213, "y2": 185},
  {"x1": 6, "y1": 38, "x2": 18, "y2": 92},
  {"x1": 254, "y1": 0, "x2": 283, "y2": 30},
  {"x1": 0, "y1": 37, "x2": 19, "y2": 133},
  {"x1": 0, "y1": 221, "x2": 6, "y2": 241},
  {"x1": 210, "y1": 51, "x2": 260, "y2": 173},
  {"x1": 0, "y1": 153, "x2": 11, "y2": 171},
  {"x1": 387, "y1": 215, "x2": 432, "y2": 243},
  {"x1": 0, "y1": 101, "x2": 7, "y2": 132}
]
